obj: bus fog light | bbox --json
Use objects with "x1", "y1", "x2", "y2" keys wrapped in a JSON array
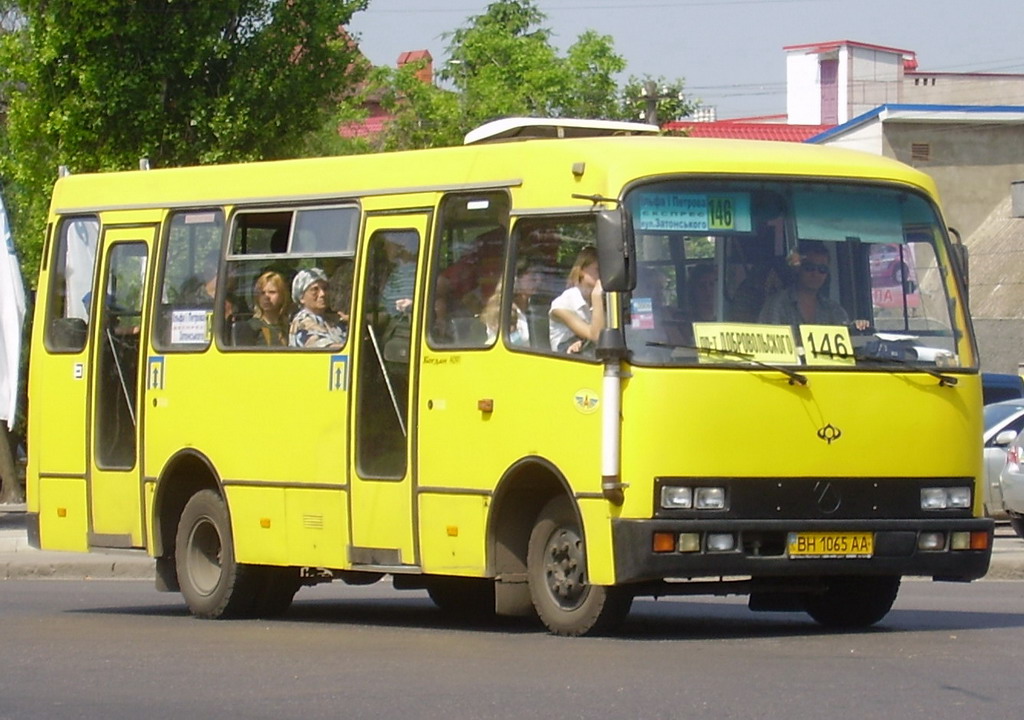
[
  {"x1": 661, "y1": 486, "x2": 693, "y2": 509},
  {"x1": 706, "y1": 533, "x2": 735, "y2": 552},
  {"x1": 695, "y1": 487, "x2": 726, "y2": 510},
  {"x1": 918, "y1": 532, "x2": 946, "y2": 551},
  {"x1": 678, "y1": 533, "x2": 701, "y2": 553},
  {"x1": 950, "y1": 532, "x2": 971, "y2": 550}
]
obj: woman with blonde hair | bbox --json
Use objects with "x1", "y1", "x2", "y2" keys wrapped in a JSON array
[
  {"x1": 481, "y1": 256, "x2": 544, "y2": 345},
  {"x1": 548, "y1": 245, "x2": 604, "y2": 354},
  {"x1": 248, "y1": 270, "x2": 293, "y2": 346}
]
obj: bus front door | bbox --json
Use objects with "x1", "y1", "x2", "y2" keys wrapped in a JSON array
[
  {"x1": 87, "y1": 227, "x2": 153, "y2": 549},
  {"x1": 349, "y1": 214, "x2": 428, "y2": 568}
]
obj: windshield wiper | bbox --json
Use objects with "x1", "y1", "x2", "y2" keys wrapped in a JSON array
[
  {"x1": 646, "y1": 341, "x2": 808, "y2": 386},
  {"x1": 853, "y1": 350, "x2": 958, "y2": 387}
]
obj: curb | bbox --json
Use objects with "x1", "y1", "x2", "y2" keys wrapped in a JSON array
[{"x1": 0, "y1": 546, "x2": 156, "y2": 581}]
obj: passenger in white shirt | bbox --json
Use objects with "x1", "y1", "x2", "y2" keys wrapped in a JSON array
[{"x1": 549, "y1": 246, "x2": 604, "y2": 353}]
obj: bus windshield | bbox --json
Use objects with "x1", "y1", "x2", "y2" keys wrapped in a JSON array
[{"x1": 622, "y1": 178, "x2": 968, "y2": 369}]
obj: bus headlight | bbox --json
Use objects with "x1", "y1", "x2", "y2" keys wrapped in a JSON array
[
  {"x1": 695, "y1": 487, "x2": 726, "y2": 510},
  {"x1": 921, "y1": 487, "x2": 971, "y2": 510},
  {"x1": 661, "y1": 487, "x2": 693, "y2": 509},
  {"x1": 660, "y1": 486, "x2": 727, "y2": 510}
]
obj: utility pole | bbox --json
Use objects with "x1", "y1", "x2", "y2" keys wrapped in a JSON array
[{"x1": 640, "y1": 80, "x2": 681, "y2": 126}]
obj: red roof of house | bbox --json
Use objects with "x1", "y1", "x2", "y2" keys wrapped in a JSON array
[
  {"x1": 338, "y1": 114, "x2": 390, "y2": 139},
  {"x1": 665, "y1": 121, "x2": 832, "y2": 142}
]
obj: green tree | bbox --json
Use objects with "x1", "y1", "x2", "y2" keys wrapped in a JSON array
[
  {"x1": 0, "y1": 0, "x2": 368, "y2": 278},
  {"x1": 622, "y1": 75, "x2": 696, "y2": 126},
  {"x1": 372, "y1": 0, "x2": 646, "y2": 151}
]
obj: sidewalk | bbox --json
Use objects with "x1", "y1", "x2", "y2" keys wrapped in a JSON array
[
  {"x1": 3, "y1": 503, "x2": 1024, "y2": 581},
  {"x1": 0, "y1": 503, "x2": 155, "y2": 580}
]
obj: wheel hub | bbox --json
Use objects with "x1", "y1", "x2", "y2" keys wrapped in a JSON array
[
  {"x1": 187, "y1": 517, "x2": 224, "y2": 596},
  {"x1": 544, "y1": 528, "x2": 588, "y2": 609}
]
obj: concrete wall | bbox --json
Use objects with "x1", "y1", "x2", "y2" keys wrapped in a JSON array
[
  {"x1": 787, "y1": 52, "x2": 824, "y2": 124},
  {"x1": 971, "y1": 319, "x2": 1024, "y2": 373},
  {"x1": 848, "y1": 47, "x2": 903, "y2": 120},
  {"x1": 882, "y1": 123, "x2": 1024, "y2": 238},
  {"x1": 904, "y1": 74, "x2": 1024, "y2": 105}
]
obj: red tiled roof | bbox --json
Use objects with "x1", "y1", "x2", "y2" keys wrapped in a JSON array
[
  {"x1": 665, "y1": 121, "x2": 833, "y2": 142},
  {"x1": 338, "y1": 115, "x2": 390, "y2": 139}
]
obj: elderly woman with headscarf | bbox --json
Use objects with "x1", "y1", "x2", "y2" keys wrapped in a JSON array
[{"x1": 288, "y1": 268, "x2": 347, "y2": 348}]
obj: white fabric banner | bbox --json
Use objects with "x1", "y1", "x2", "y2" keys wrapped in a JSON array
[{"x1": 0, "y1": 190, "x2": 26, "y2": 430}]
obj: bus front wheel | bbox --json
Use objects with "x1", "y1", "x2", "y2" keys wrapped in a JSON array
[
  {"x1": 175, "y1": 489, "x2": 260, "y2": 619},
  {"x1": 803, "y1": 575, "x2": 900, "y2": 629},
  {"x1": 527, "y1": 495, "x2": 632, "y2": 636}
]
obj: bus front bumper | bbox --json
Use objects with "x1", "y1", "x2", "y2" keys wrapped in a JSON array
[{"x1": 612, "y1": 517, "x2": 993, "y2": 584}]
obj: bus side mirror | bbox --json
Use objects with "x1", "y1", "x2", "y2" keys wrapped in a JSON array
[{"x1": 596, "y1": 207, "x2": 636, "y2": 293}]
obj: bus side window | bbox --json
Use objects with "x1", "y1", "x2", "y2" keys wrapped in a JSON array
[
  {"x1": 153, "y1": 210, "x2": 225, "y2": 352},
  {"x1": 44, "y1": 216, "x2": 99, "y2": 353},
  {"x1": 510, "y1": 217, "x2": 598, "y2": 354},
  {"x1": 428, "y1": 192, "x2": 510, "y2": 348}
]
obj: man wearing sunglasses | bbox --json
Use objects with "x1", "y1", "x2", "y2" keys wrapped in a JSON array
[{"x1": 758, "y1": 240, "x2": 863, "y2": 328}]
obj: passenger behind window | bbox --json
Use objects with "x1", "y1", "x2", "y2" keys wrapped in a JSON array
[
  {"x1": 758, "y1": 240, "x2": 868, "y2": 329},
  {"x1": 179, "y1": 248, "x2": 244, "y2": 320},
  {"x1": 289, "y1": 268, "x2": 347, "y2": 349},
  {"x1": 433, "y1": 227, "x2": 505, "y2": 339},
  {"x1": 480, "y1": 256, "x2": 545, "y2": 345},
  {"x1": 549, "y1": 246, "x2": 604, "y2": 354},
  {"x1": 248, "y1": 271, "x2": 293, "y2": 346},
  {"x1": 687, "y1": 264, "x2": 717, "y2": 322}
]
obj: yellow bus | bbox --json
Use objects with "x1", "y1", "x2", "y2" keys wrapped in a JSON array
[{"x1": 26, "y1": 118, "x2": 992, "y2": 635}]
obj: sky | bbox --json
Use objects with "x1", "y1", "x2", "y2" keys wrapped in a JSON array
[{"x1": 347, "y1": 0, "x2": 1024, "y2": 120}]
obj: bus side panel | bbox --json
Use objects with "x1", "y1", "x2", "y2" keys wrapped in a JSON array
[
  {"x1": 284, "y1": 487, "x2": 350, "y2": 569},
  {"x1": 145, "y1": 351, "x2": 351, "y2": 567},
  {"x1": 219, "y1": 484, "x2": 353, "y2": 569},
  {"x1": 227, "y1": 486, "x2": 288, "y2": 565},
  {"x1": 417, "y1": 348, "x2": 608, "y2": 578},
  {"x1": 33, "y1": 356, "x2": 90, "y2": 478},
  {"x1": 37, "y1": 477, "x2": 89, "y2": 552},
  {"x1": 417, "y1": 493, "x2": 488, "y2": 576}
]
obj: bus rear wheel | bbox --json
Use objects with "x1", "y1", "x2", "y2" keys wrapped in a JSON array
[
  {"x1": 803, "y1": 575, "x2": 900, "y2": 629},
  {"x1": 527, "y1": 495, "x2": 632, "y2": 636},
  {"x1": 175, "y1": 489, "x2": 261, "y2": 619}
]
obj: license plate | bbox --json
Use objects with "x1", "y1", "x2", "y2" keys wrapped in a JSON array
[{"x1": 787, "y1": 532, "x2": 874, "y2": 558}]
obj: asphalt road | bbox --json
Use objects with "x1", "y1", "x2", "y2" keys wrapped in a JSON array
[{"x1": 1, "y1": 577, "x2": 1022, "y2": 720}]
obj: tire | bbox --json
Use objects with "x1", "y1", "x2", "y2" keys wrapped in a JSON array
[
  {"x1": 803, "y1": 575, "x2": 900, "y2": 629},
  {"x1": 252, "y1": 566, "x2": 302, "y2": 618},
  {"x1": 527, "y1": 495, "x2": 632, "y2": 636},
  {"x1": 174, "y1": 489, "x2": 261, "y2": 619},
  {"x1": 425, "y1": 576, "x2": 496, "y2": 619},
  {"x1": 1009, "y1": 517, "x2": 1024, "y2": 539}
]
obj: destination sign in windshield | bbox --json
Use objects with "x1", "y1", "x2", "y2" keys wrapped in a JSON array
[
  {"x1": 636, "y1": 193, "x2": 752, "y2": 233},
  {"x1": 692, "y1": 322, "x2": 798, "y2": 365}
]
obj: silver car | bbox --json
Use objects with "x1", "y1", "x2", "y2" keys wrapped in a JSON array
[
  {"x1": 984, "y1": 400, "x2": 1024, "y2": 520},
  {"x1": 999, "y1": 427, "x2": 1024, "y2": 538}
]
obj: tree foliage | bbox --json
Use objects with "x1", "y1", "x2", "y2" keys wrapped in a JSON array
[
  {"x1": 622, "y1": 75, "x2": 696, "y2": 126},
  {"x1": 0, "y1": 0, "x2": 368, "y2": 277},
  {"x1": 370, "y1": 0, "x2": 691, "y2": 151}
]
